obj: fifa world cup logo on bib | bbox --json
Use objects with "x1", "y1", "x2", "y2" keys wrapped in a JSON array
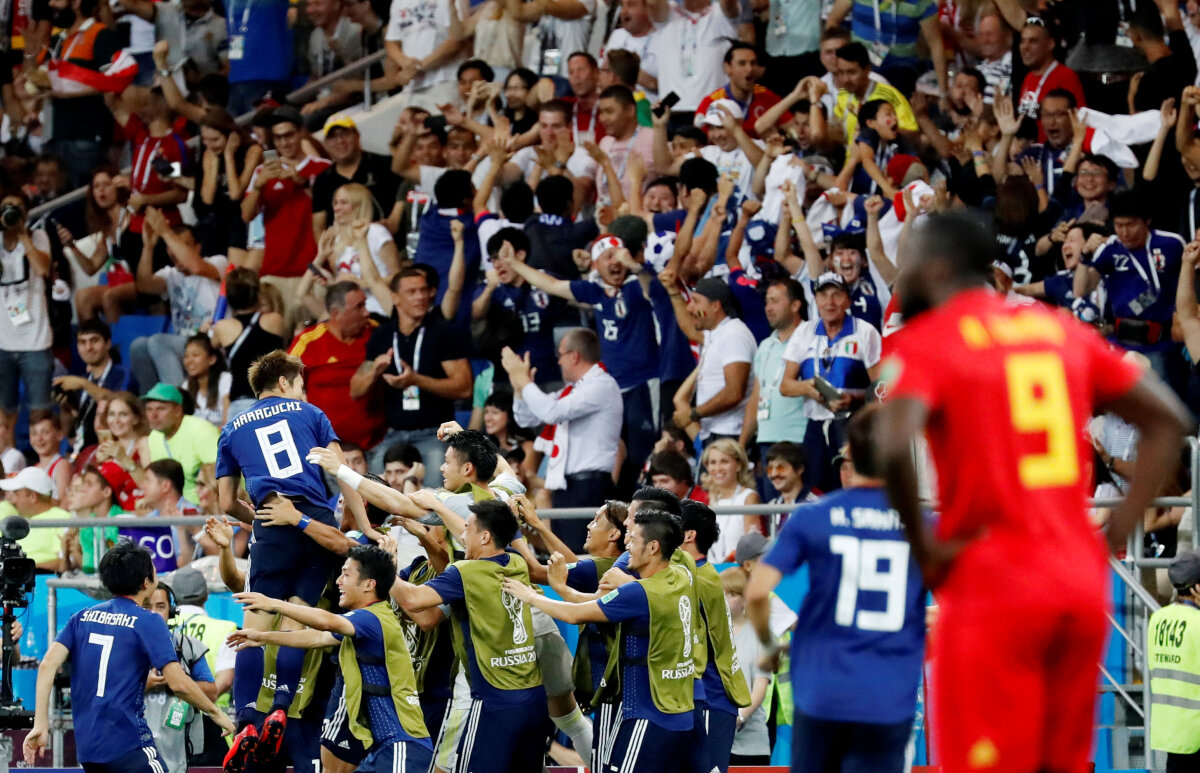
[
  {"x1": 679, "y1": 596, "x2": 693, "y2": 659},
  {"x1": 502, "y1": 590, "x2": 529, "y2": 645}
]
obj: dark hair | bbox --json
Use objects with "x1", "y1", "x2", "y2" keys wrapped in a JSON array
[
  {"x1": 199, "y1": 107, "x2": 243, "y2": 149},
  {"x1": 86, "y1": 164, "x2": 124, "y2": 235},
  {"x1": 389, "y1": 265, "x2": 429, "y2": 293},
  {"x1": 846, "y1": 403, "x2": 882, "y2": 477},
  {"x1": 671, "y1": 126, "x2": 708, "y2": 146},
  {"x1": 77, "y1": 318, "x2": 112, "y2": 342},
  {"x1": 487, "y1": 227, "x2": 531, "y2": 258},
  {"x1": 724, "y1": 41, "x2": 756, "y2": 64},
  {"x1": 601, "y1": 500, "x2": 629, "y2": 539},
  {"x1": 469, "y1": 498, "x2": 520, "y2": 546},
  {"x1": 325, "y1": 280, "x2": 363, "y2": 312},
  {"x1": 765, "y1": 441, "x2": 806, "y2": 471},
  {"x1": 1109, "y1": 188, "x2": 1153, "y2": 222},
  {"x1": 457, "y1": 58, "x2": 494, "y2": 83},
  {"x1": 383, "y1": 443, "x2": 423, "y2": 467},
  {"x1": 248, "y1": 350, "x2": 304, "y2": 397},
  {"x1": 1130, "y1": 4, "x2": 1165, "y2": 38},
  {"x1": 835, "y1": 42, "x2": 872, "y2": 69},
  {"x1": 910, "y1": 210, "x2": 997, "y2": 283},
  {"x1": 1067, "y1": 221, "x2": 1111, "y2": 242},
  {"x1": 679, "y1": 499, "x2": 720, "y2": 554},
  {"x1": 183, "y1": 334, "x2": 225, "y2": 409},
  {"x1": 633, "y1": 508, "x2": 684, "y2": 558},
  {"x1": 561, "y1": 327, "x2": 602, "y2": 363},
  {"x1": 858, "y1": 99, "x2": 891, "y2": 125},
  {"x1": 830, "y1": 232, "x2": 866, "y2": 256},
  {"x1": 98, "y1": 540, "x2": 156, "y2": 596},
  {"x1": 604, "y1": 49, "x2": 641, "y2": 88},
  {"x1": 195, "y1": 74, "x2": 230, "y2": 110},
  {"x1": 434, "y1": 169, "x2": 473, "y2": 209},
  {"x1": 956, "y1": 67, "x2": 986, "y2": 93},
  {"x1": 506, "y1": 67, "x2": 539, "y2": 91},
  {"x1": 500, "y1": 181, "x2": 534, "y2": 222},
  {"x1": 536, "y1": 176, "x2": 574, "y2": 217},
  {"x1": 1078, "y1": 153, "x2": 1118, "y2": 184},
  {"x1": 679, "y1": 157, "x2": 719, "y2": 195},
  {"x1": 567, "y1": 51, "x2": 598, "y2": 68},
  {"x1": 598, "y1": 84, "x2": 636, "y2": 108},
  {"x1": 1041, "y1": 88, "x2": 1078, "y2": 110},
  {"x1": 608, "y1": 215, "x2": 649, "y2": 255},
  {"x1": 993, "y1": 176, "x2": 1039, "y2": 235},
  {"x1": 539, "y1": 99, "x2": 573, "y2": 123},
  {"x1": 447, "y1": 429, "x2": 499, "y2": 482},
  {"x1": 648, "y1": 451, "x2": 694, "y2": 486},
  {"x1": 146, "y1": 458, "x2": 185, "y2": 496},
  {"x1": 347, "y1": 544, "x2": 397, "y2": 602},
  {"x1": 767, "y1": 277, "x2": 805, "y2": 308},
  {"x1": 632, "y1": 485, "x2": 682, "y2": 516},
  {"x1": 413, "y1": 264, "x2": 440, "y2": 292},
  {"x1": 225, "y1": 267, "x2": 262, "y2": 311}
]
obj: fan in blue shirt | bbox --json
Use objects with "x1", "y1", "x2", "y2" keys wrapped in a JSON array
[
  {"x1": 744, "y1": 405, "x2": 926, "y2": 772},
  {"x1": 24, "y1": 542, "x2": 233, "y2": 772},
  {"x1": 1075, "y1": 191, "x2": 1184, "y2": 353}
]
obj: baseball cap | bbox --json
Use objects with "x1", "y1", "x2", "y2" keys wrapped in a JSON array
[
  {"x1": 813, "y1": 271, "x2": 848, "y2": 293},
  {"x1": 693, "y1": 277, "x2": 733, "y2": 305},
  {"x1": 169, "y1": 567, "x2": 209, "y2": 605},
  {"x1": 735, "y1": 531, "x2": 770, "y2": 565},
  {"x1": 1169, "y1": 551, "x2": 1200, "y2": 591},
  {"x1": 143, "y1": 383, "x2": 184, "y2": 405},
  {"x1": 322, "y1": 113, "x2": 358, "y2": 135},
  {"x1": 701, "y1": 99, "x2": 745, "y2": 127},
  {"x1": 0, "y1": 467, "x2": 54, "y2": 496}
]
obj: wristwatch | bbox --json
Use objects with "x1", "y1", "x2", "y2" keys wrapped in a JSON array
[{"x1": 689, "y1": 407, "x2": 700, "y2": 423}]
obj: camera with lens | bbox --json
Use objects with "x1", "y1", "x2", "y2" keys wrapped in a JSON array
[
  {"x1": 0, "y1": 205, "x2": 23, "y2": 230},
  {"x1": 0, "y1": 517, "x2": 35, "y2": 608}
]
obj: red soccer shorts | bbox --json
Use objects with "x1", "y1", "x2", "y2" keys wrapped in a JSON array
[{"x1": 930, "y1": 591, "x2": 1107, "y2": 772}]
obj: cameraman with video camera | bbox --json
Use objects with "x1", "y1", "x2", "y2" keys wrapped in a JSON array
[{"x1": 0, "y1": 193, "x2": 52, "y2": 441}]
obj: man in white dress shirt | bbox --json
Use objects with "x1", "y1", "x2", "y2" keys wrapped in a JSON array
[
  {"x1": 503, "y1": 328, "x2": 623, "y2": 550},
  {"x1": 651, "y1": 0, "x2": 741, "y2": 114}
]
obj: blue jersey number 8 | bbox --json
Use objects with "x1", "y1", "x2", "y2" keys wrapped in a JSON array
[{"x1": 255, "y1": 419, "x2": 303, "y2": 479}]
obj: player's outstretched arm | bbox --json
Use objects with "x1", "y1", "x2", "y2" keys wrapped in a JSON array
[
  {"x1": 161, "y1": 660, "x2": 236, "y2": 736},
  {"x1": 308, "y1": 446, "x2": 424, "y2": 520},
  {"x1": 501, "y1": 578, "x2": 608, "y2": 623},
  {"x1": 23, "y1": 642, "x2": 68, "y2": 764},
  {"x1": 227, "y1": 627, "x2": 339, "y2": 651},
  {"x1": 1101, "y1": 374, "x2": 1194, "y2": 552},
  {"x1": 234, "y1": 591, "x2": 356, "y2": 636},
  {"x1": 390, "y1": 577, "x2": 446, "y2": 614}
]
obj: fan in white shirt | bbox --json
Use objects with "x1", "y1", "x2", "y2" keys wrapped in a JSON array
[{"x1": 604, "y1": 0, "x2": 662, "y2": 100}]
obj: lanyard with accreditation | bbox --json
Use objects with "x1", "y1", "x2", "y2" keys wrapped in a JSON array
[{"x1": 394, "y1": 325, "x2": 425, "y2": 411}]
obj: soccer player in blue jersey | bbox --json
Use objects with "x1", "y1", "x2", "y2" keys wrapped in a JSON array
[
  {"x1": 216, "y1": 350, "x2": 373, "y2": 770},
  {"x1": 228, "y1": 545, "x2": 433, "y2": 773},
  {"x1": 24, "y1": 541, "x2": 235, "y2": 772},
  {"x1": 744, "y1": 404, "x2": 926, "y2": 772},
  {"x1": 504, "y1": 508, "x2": 697, "y2": 773}
]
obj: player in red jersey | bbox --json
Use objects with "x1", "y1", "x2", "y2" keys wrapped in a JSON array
[{"x1": 876, "y1": 211, "x2": 1193, "y2": 772}]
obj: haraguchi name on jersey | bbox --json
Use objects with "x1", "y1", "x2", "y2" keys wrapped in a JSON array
[
  {"x1": 829, "y1": 506, "x2": 901, "y2": 532},
  {"x1": 232, "y1": 400, "x2": 303, "y2": 430},
  {"x1": 79, "y1": 609, "x2": 138, "y2": 629},
  {"x1": 490, "y1": 645, "x2": 536, "y2": 667},
  {"x1": 661, "y1": 661, "x2": 695, "y2": 681}
]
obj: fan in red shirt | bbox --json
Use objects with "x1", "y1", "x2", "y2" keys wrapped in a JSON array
[{"x1": 876, "y1": 212, "x2": 1191, "y2": 773}]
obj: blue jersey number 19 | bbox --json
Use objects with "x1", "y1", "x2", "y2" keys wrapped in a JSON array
[
  {"x1": 829, "y1": 536, "x2": 910, "y2": 633},
  {"x1": 88, "y1": 632, "x2": 114, "y2": 696},
  {"x1": 255, "y1": 419, "x2": 303, "y2": 479}
]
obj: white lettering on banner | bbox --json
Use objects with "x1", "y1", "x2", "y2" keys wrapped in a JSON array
[{"x1": 138, "y1": 533, "x2": 175, "y2": 559}]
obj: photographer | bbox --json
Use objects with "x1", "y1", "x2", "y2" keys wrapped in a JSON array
[{"x1": 0, "y1": 193, "x2": 53, "y2": 435}]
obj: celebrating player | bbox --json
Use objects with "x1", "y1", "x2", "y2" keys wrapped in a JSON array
[
  {"x1": 216, "y1": 350, "x2": 372, "y2": 770},
  {"x1": 876, "y1": 211, "x2": 1193, "y2": 772},
  {"x1": 23, "y1": 541, "x2": 235, "y2": 771},
  {"x1": 228, "y1": 545, "x2": 434, "y2": 773}
]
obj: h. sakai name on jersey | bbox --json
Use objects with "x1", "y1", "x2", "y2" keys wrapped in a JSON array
[{"x1": 829, "y1": 506, "x2": 901, "y2": 531}]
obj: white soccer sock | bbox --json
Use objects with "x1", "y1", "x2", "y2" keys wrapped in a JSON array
[{"x1": 551, "y1": 705, "x2": 593, "y2": 765}]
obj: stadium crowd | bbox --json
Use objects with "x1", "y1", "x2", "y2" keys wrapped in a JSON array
[{"x1": 5, "y1": 0, "x2": 1200, "y2": 768}]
